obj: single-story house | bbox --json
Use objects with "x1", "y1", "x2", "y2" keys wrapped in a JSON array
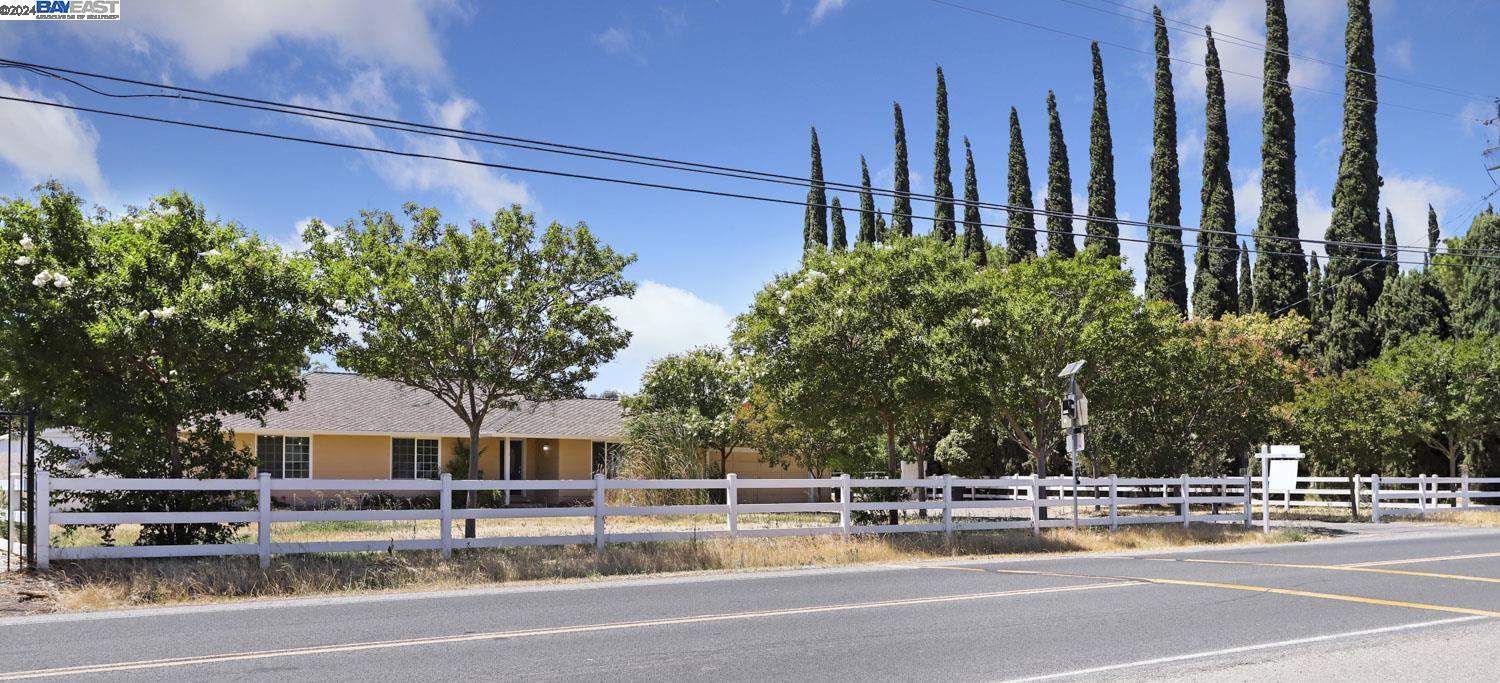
[{"x1": 221, "y1": 372, "x2": 812, "y2": 503}]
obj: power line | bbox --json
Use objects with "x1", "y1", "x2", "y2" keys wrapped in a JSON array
[
  {"x1": 925, "y1": 0, "x2": 1479, "y2": 122},
  {"x1": 3, "y1": 92, "x2": 1496, "y2": 275},
  {"x1": 4, "y1": 56, "x2": 1495, "y2": 260},
  {"x1": 1054, "y1": 0, "x2": 1494, "y2": 103}
]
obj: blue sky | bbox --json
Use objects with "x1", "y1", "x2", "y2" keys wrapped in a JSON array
[{"x1": 0, "y1": 0, "x2": 1496, "y2": 391}]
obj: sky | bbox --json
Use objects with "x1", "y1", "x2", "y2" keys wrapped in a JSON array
[{"x1": 0, "y1": 0, "x2": 1496, "y2": 392}]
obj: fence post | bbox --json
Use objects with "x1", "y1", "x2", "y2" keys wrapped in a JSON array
[
  {"x1": 1029, "y1": 476, "x2": 1040, "y2": 535},
  {"x1": 1418, "y1": 474, "x2": 1427, "y2": 515},
  {"x1": 942, "y1": 474, "x2": 953, "y2": 542},
  {"x1": 438, "y1": 473, "x2": 453, "y2": 559},
  {"x1": 1462, "y1": 472, "x2": 1471, "y2": 510},
  {"x1": 838, "y1": 474, "x2": 851, "y2": 539},
  {"x1": 1371, "y1": 474, "x2": 1382, "y2": 523},
  {"x1": 1242, "y1": 472, "x2": 1253, "y2": 527},
  {"x1": 1180, "y1": 474, "x2": 1190, "y2": 529},
  {"x1": 593, "y1": 473, "x2": 606, "y2": 551},
  {"x1": 1108, "y1": 475, "x2": 1119, "y2": 531},
  {"x1": 726, "y1": 473, "x2": 738, "y2": 538},
  {"x1": 34, "y1": 471, "x2": 48, "y2": 571},
  {"x1": 257, "y1": 472, "x2": 272, "y2": 569},
  {"x1": 1350, "y1": 474, "x2": 1361, "y2": 519}
]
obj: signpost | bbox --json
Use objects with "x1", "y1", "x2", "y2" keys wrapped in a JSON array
[
  {"x1": 1059, "y1": 361, "x2": 1088, "y2": 528},
  {"x1": 1255, "y1": 444, "x2": 1304, "y2": 533}
]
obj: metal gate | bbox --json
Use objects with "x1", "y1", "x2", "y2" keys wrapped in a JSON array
[{"x1": 2, "y1": 409, "x2": 36, "y2": 571}]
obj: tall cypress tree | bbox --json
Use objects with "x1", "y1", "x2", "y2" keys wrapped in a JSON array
[
  {"x1": 933, "y1": 66, "x2": 956, "y2": 242},
  {"x1": 1382, "y1": 208, "x2": 1398, "y2": 281},
  {"x1": 961, "y1": 137, "x2": 987, "y2": 266},
  {"x1": 1321, "y1": 0, "x2": 1382, "y2": 372},
  {"x1": 1426, "y1": 204, "x2": 1440, "y2": 266},
  {"x1": 1146, "y1": 6, "x2": 1187, "y2": 316},
  {"x1": 803, "y1": 126, "x2": 827, "y2": 254},
  {"x1": 1006, "y1": 106, "x2": 1039, "y2": 263},
  {"x1": 875, "y1": 211, "x2": 888, "y2": 242},
  {"x1": 891, "y1": 102, "x2": 913, "y2": 237},
  {"x1": 1085, "y1": 42, "x2": 1119, "y2": 258},
  {"x1": 1238, "y1": 242, "x2": 1253, "y2": 314},
  {"x1": 830, "y1": 197, "x2": 848, "y2": 251},
  {"x1": 1307, "y1": 252, "x2": 1324, "y2": 334},
  {"x1": 1044, "y1": 91, "x2": 1076, "y2": 258},
  {"x1": 1252, "y1": 0, "x2": 1309, "y2": 317},
  {"x1": 1192, "y1": 27, "x2": 1239, "y2": 319},
  {"x1": 858, "y1": 156, "x2": 877, "y2": 245}
]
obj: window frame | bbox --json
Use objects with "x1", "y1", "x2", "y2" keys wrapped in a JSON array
[
  {"x1": 591, "y1": 441, "x2": 621, "y2": 478},
  {"x1": 391, "y1": 437, "x2": 442, "y2": 480},
  {"x1": 255, "y1": 434, "x2": 313, "y2": 479}
]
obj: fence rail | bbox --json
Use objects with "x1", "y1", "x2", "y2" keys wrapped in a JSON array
[{"x1": 33, "y1": 472, "x2": 1258, "y2": 569}]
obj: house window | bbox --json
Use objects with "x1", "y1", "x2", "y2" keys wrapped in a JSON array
[
  {"x1": 257, "y1": 435, "x2": 311, "y2": 479},
  {"x1": 592, "y1": 441, "x2": 621, "y2": 478},
  {"x1": 508, "y1": 439, "x2": 525, "y2": 480},
  {"x1": 392, "y1": 438, "x2": 440, "y2": 479}
]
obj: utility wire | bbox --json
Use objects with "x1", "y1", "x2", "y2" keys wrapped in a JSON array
[
  {"x1": 3, "y1": 93, "x2": 1496, "y2": 275},
  {"x1": 4, "y1": 57, "x2": 1496, "y2": 260},
  {"x1": 1054, "y1": 0, "x2": 1494, "y2": 103},
  {"x1": 925, "y1": 0, "x2": 1479, "y2": 122}
]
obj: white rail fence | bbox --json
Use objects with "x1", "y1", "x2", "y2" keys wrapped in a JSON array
[
  {"x1": 1248, "y1": 474, "x2": 1500, "y2": 519},
  {"x1": 33, "y1": 472, "x2": 1256, "y2": 569}
]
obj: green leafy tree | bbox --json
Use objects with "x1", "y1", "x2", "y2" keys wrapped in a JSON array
[
  {"x1": 1372, "y1": 335, "x2": 1500, "y2": 476},
  {"x1": 858, "y1": 156, "x2": 878, "y2": 245},
  {"x1": 0, "y1": 184, "x2": 333, "y2": 545},
  {"x1": 830, "y1": 197, "x2": 848, "y2": 251},
  {"x1": 1320, "y1": 0, "x2": 1383, "y2": 372},
  {"x1": 952, "y1": 254, "x2": 1164, "y2": 476},
  {"x1": 622, "y1": 346, "x2": 751, "y2": 476},
  {"x1": 932, "y1": 66, "x2": 956, "y2": 242},
  {"x1": 1192, "y1": 27, "x2": 1239, "y2": 319},
  {"x1": 1373, "y1": 271, "x2": 1449, "y2": 352},
  {"x1": 1453, "y1": 212, "x2": 1500, "y2": 337},
  {"x1": 804, "y1": 127, "x2": 828, "y2": 254},
  {"x1": 308, "y1": 204, "x2": 634, "y2": 538},
  {"x1": 961, "y1": 137, "x2": 987, "y2": 266},
  {"x1": 1252, "y1": 0, "x2": 1309, "y2": 317},
  {"x1": 891, "y1": 102, "x2": 914, "y2": 237},
  {"x1": 1289, "y1": 369, "x2": 1418, "y2": 478},
  {"x1": 1085, "y1": 42, "x2": 1119, "y2": 258},
  {"x1": 1238, "y1": 242, "x2": 1254, "y2": 313},
  {"x1": 742, "y1": 388, "x2": 877, "y2": 481},
  {"x1": 1146, "y1": 6, "x2": 1187, "y2": 316},
  {"x1": 1307, "y1": 252, "x2": 1325, "y2": 337},
  {"x1": 1044, "y1": 91, "x2": 1076, "y2": 258},
  {"x1": 875, "y1": 211, "x2": 888, "y2": 242},
  {"x1": 1006, "y1": 106, "x2": 1039, "y2": 263},
  {"x1": 733, "y1": 237, "x2": 974, "y2": 484}
]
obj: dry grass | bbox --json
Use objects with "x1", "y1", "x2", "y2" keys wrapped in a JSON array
[
  {"x1": 1392, "y1": 510, "x2": 1500, "y2": 528},
  {"x1": 37, "y1": 523, "x2": 1303, "y2": 613}
]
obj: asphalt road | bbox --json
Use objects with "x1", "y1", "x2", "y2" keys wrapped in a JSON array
[{"x1": 3, "y1": 526, "x2": 1500, "y2": 681}]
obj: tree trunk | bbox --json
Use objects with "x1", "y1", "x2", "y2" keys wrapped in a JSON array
[
  {"x1": 465, "y1": 420, "x2": 481, "y2": 539},
  {"x1": 883, "y1": 416, "x2": 898, "y2": 525}
]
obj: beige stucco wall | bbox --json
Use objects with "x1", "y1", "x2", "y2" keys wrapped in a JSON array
[{"x1": 725, "y1": 448, "x2": 831, "y2": 503}]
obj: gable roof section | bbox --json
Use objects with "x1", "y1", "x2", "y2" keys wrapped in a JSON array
[{"x1": 221, "y1": 372, "x2": 624, "y2": 439}]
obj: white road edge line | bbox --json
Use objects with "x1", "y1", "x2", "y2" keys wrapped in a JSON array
[{"x1": 995, "y1": 616, "x2": 1486, "y2": 683}]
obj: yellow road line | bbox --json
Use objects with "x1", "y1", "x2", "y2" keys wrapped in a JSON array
[
  {"x1": 1155, "y1": 557, "x2": 1500, "y2": 584},
  {"x1": 1344, "y1": 551, "x2": 1500, "y2": 568},
  {"x1": 0, "y1": 581, "x2": 1136, "y2": 680},
  {"x1": 977, "y1": 568, "x2": 1500, "y2": 619}
]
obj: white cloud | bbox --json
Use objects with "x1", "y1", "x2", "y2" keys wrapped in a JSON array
[
  {"x1": 1381, "y1": 173, "x2": 1461, "y2": 262},
  {"x1": 0, "y1": 79, "x2": 107, "y2": 199},
  {"x1": 592, "y1": 280, "x2": 734, "y2": 392},
  {"x1": 1387, "y1": 38, "x2": 1414, "y2": 70},
  {"x1": 291, "y1": 71, "x2": 534, "y2": 212},
  {"x1": 810, "y1": 0, "x2": 849, "y2": 25},
  {"x1": 1158, "y1": 0, "x2": 1339, "y2": 108},
  {"x1": 593, "y1": 26, "x2": 639, "y2": 59},
  {"x1": 83, "y1": 0, "x2": 453, "y2": 78},
  {"x1": 1177, "y1": 128, "x2": 1203, "y2": 166}
]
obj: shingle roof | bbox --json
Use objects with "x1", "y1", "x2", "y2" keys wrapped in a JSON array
[{"x1": 221, "y1": 372, "x2": 624, "y2": 438}]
